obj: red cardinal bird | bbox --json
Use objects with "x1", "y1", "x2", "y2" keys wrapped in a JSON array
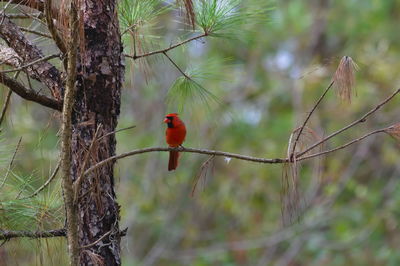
[{"x1": 164, "y1": 113, "x2": 186, "y2": 171}]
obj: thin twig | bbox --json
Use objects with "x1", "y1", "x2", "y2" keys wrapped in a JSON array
[
  {"x1": 0, "y1": 228, "x2": 66, "y2": 240},
  {"x1": 125, "y1": 33, "x2": 207, "y2": 60},
  {"x1": 73, "y1": 124, "x2": 102, "y2": 203},
  {"x1": 6, "y1": 13, "x2": 43, "y2": 19},
  {"x1": 80, "y1": 230, "x2": 111, "y2": 249},
  {"x1": 290, "y1": 81, "x2": 334, "y2": 160},
  {"x1": 297, "y1": 88, "x2": 400, "y2": 158},
  {"x1": 162, "y1": 51, "x2": 192, "y2": 80},
  {"x1": 0, "y1": 89, "x2": 12, "y2": 126},
  {"x1": 20, "y1": 160, "x2": 61, "y2": 200},
  {"x1": 298, "y1": 128, "x2": 386, "y2": 161},
  {"x1": 0, "y1": 137, "x2": 22, "y2": 189},
  {"x1": 0, "y1": 53, "x2": 60, "y2": 74},
  {"x1": 162, "y1": 51, "x2": 204, "y2": 88},
  {"x1": 84, "y1": 147, "x2": 288, "y2": 177},
  {"x1": 97, "y1": 125, "x2": 136, "y2": 141},
  {"x1": 19, "y1": 26, "x2": 52, "y2": 38},
  {"x1": 0, "y1": 69, "x2": 20, "y2": 126}
]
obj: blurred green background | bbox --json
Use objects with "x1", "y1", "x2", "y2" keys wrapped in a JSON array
[{"x1": 1, "y1": 0, "x2": 400, "y2": 265}]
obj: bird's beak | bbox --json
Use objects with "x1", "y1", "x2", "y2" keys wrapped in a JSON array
[{"x1": 163, "y1": 118, "x2": 169, "y2": 123}]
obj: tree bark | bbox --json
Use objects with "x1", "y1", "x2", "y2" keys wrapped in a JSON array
[{"x1": 71, "y1": 0, "x2": 124, "y2": 264}]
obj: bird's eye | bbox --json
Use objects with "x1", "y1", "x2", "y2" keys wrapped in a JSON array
[{"x1": 166, "y1": 116, "x2": 173, "y2": 120}]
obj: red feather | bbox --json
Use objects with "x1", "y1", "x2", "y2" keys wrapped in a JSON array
[{"x1": 164, "y1": 113, "x2": 186, "y2": 171}]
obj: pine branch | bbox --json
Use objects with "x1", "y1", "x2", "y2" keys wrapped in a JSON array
[
  {"x1": 290, "y1": 81, "x2": 334, "y2": 160},
  {"x1": 0, "y1": 73, "x2": 62, "y2": 110},
  {"x1": 19, "y1": 26, "x2": 52, "y2": 39},
  {"x1": 0, "y1": 227, "x2": 127, "y2": 241},
  {"x1": 0, "y1": 228, "x2": 66, "y2": 240},
  {"x1": 298, "y1": 128, "x2": 386, "y2": 161},
  {"x1": 6, "y1": 13, "x2": 43, "y2": 19},
  {"x1": 297, "y1": 88, "x2": 400, "y2": 158},
  {"x1": 0, "y1": 53, "x2": 60, "y2": 74},
  {"x1": 125, "y1": 33, "x2": 207, "y2": 60},
  {"x1": 84, "y1": 147, "x2": 288, "y2": 177}
]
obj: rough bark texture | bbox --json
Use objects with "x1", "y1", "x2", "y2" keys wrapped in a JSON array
[
  {"x1": 71, "y1": 0, "x2": 124, "y2": 265},
  {"x1": 0, "y1": 14, "x2": 63, "y2": 99}
]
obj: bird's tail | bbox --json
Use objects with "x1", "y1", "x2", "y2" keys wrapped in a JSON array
[{"x1": 168, "y1": 150, "x2": 180, "y2": 171}]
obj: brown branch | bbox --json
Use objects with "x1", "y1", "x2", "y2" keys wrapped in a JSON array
[
  {"x1": 162, "y1": 51, "x2": 191, "y2": 80},
  {"x1": 299, "y1": 128, "x2": 386, "y2": 161},
  {"x1": 0, "y1": 69, "x2": 21, "y2": 126},
  {"x1": 84, "y1": 147, "x2": 288, "y2": 177},
  {"x1": 0, "y1": 89, "x2": 12, "y2": 125},
  {"x1": 0, "y1": 13, "x2": 63, "y2": 99},
  {"x1": 297, "y1": 88, "x2": 400, "y2": 158},
  {"x1": 291, "y1": 81, "x2": 334, "y2": 159},
  {"x1": 0, "y1": 228, "x2": 66, "y2": 240},
  {"x1": 19, "y1": 26, "x2": 52, "y2": 38},
  {"x1": 125, "y1": 33, "x2": 207, "y2": 60},
  {"x1": 0, "y1": 73, "x2": 62, "y2": 110},
  {"x1": 0, "y1": 53, "x2": 60, "y2": 74},
  {"x1": 0, "y1": 227, "x2": 127, "y2": 241},
  {"x1": 6, "y1": 13, "x2": 43, "y2": 19},
  {"x1": 97, "y1": 125, "x2": 136, "y2": 141}
]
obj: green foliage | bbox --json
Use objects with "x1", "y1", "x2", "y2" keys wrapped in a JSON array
[
  {"x1": 167, "y1": 59, "x2": 224, "y2": 112},
  {"x1": 195, "y1": 0, "x2": 269, "y2": 37},
  {"x1": 119, "y1": 0, "x2": 169, "y2": 32}
]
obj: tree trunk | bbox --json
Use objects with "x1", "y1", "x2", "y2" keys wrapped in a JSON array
[{"x1": 71, "y1": 0, "x2": 124, "y2": 264}]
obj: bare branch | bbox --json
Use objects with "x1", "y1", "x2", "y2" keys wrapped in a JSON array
[
  {"x1": 0, "y1": 69, "x2": 22, "y2": 126},
  {"x1": 6, "y1": 13, "x2": 43, "y2": 19},
  {"x1": 299, "y1": 128, "x2": 386, "y2": 161},
  {"x1": 84, "y1": 147, "x2": 288, "y2": 177},
  {"x1": 97, "y1": 125, "x2": 136, "y2": 141},
  {"x1": 0, "y1": 14, "x2": 63, "y2": 99},
  {"x1": 125, "y1": 33, "x2": 207, "y2": 60},
  {"x1": 0, "y1": 228, "x2": 66, "y2": 240},
  {"x1": 0, "y1": 53, "x2": 60, "y2": 74},
  {"x1": 0, "y1": 89, "x2": 12, "y2": 125},
  {"x1": 19, "y1": 26, "x2": 52, "y2": 38},
  {"x1": 297, "y1": 88, "x2": 400, "y2": 158},
  {"x1": 290, "y1": 81, "x2": 334, "y2": 159},
  {"x1": 0, "y1": 73, "x2": 62, "y2": 110},
  {"x1": 162, "y1": 51, "x2": 192, "y2": 80}
]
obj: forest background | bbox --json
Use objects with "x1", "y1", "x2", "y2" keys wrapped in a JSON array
[{"x1": 1, "y1": 0, "x2": 400, "y2": 265}]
